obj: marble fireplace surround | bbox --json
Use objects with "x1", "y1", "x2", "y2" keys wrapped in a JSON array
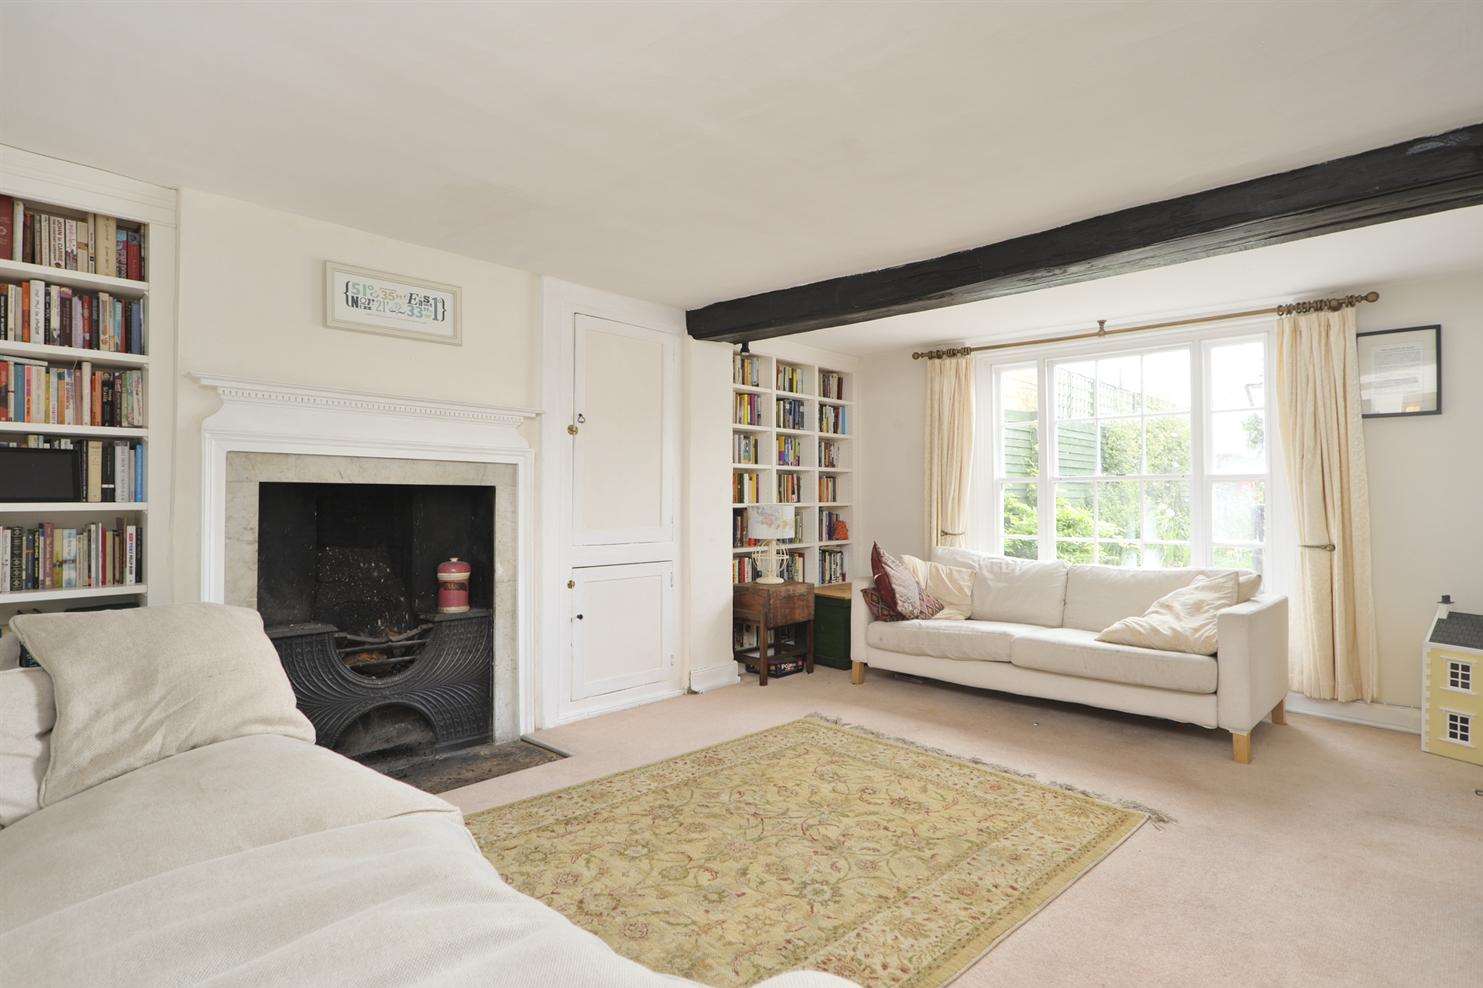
[{"x1": 194, "y1": 375, "x2": 538, "y2": 740}]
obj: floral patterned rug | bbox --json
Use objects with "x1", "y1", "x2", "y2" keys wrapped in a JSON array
[{"x1": 465, "y1": 716, "x2": 1148, "y2": 986}]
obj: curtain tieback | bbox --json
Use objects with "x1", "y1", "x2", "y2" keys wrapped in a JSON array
[
  {"x1": 939, "y1": 529, "x2": 965, "y2": 537},
  {"x1": 1300, "y1": 542, "x2": 1336, "y2": 551}
]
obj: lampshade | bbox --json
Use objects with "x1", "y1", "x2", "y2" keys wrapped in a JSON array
[{"x1": 746, "y1": 504, "x2": 795, "y2": 540}]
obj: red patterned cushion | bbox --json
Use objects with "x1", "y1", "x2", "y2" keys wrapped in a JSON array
[
  {"x1": 870, "y1": 543, "x2": 944, "y2": 620},
  {"x1": 859, "y1": 587, "x2": 906, "y2": 622}
]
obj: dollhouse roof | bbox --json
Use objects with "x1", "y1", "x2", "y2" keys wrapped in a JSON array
[{"x1": 1430, "y1": 610, "x2": 1483, "y2": 650}]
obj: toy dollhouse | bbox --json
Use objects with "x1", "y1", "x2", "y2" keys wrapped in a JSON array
[{"x1": 1422, "y1": 596, "x2": 1483, "y2": 767}]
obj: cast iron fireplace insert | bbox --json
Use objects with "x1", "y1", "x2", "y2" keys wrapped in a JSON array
[{"x1": 256, "y1": 481, "x2": 494, "y2": 760}]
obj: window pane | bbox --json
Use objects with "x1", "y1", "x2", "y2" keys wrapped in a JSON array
[
  {"x1": 1001, "y1": 366, "x2": 1038, "y2": 413},
  {"x1": 1055, "y1": 361, "x2": 1096, "y2": 418},
  {"x1": 1142, "y1": 349, "x2": 1190, "y2": 412},
  {"x1": 1002, "y1": 483, "x2": 1038, "y2": 536},
  {"x1": 1145, "y1": 543, "x2": 1191, "y2": 567},
  {"x1": 1055, "y1": 482, "x2": 1095, "y2": 537},
  {"x1": 1210, "y1": 410, "x2": 1265, "y2": 474},
  {"x1": 1100, "y1": 420, "x2": 1142, "y2": 475},
  {"x1": 1098, "y1": 480, "x2": 1140, "y2": 540},
  {"x1": 1005, "y1": 538, "x2": 1038, "y2": 560},
  {"x1": 1144, "y1": 415, "x2": 1191, "y2": 474},
  {"x1": 1002, "y1": 419, "x2": 1039, "y2": 477},
  {"x1": 1097, "y1": 355, "x2": 1141, "y2": 416},
  {"x1": 1099, "y1": 542, "x2": 1141, "y2": 567},
  {"x1": 1208, "y1": 339, "x2": 1265, "y2": 410},
  {"x1": 1144, "y1": 480, "x2": 1191, "y2": 542},
  {"x1": 1056, "y1": 539, "x2": 1094, "y2": 563},
  {"x1": 1212, "y1": 480, "x2": 1265, "y2": 543},
  {"x1": 1055, "y1": 422, "x2": 1096, "y2": 476},
  {"x1": 1213, "y1": 544, "x2": 1264, "y2": 573}
]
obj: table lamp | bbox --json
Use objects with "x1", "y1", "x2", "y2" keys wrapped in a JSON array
[{"x1": 746, "y1": 504, "x2": 795, "y2": 584}]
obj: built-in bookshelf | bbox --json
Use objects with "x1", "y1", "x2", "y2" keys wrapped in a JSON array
[
  {"x1": 731, "y1": 351, "x2": 854, "y2": 586},
  {"x1": 0, "y1": 188, "x2": 150, "y2": 609}
]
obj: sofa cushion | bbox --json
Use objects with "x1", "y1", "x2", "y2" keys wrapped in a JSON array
[
  {"x1": 0, "y1": 667, "x2": 53, "y2": 827},
  {"x1": 871, "y1": 543, "x2": 943, "y2": 620},
  {"x1": 1097, "y1": 573, "x2": 1238, "y2": 656},
  {"x1": 901, "y1": 554, "x2": 974, "y2": 620},
  {"x1": 10, "y1": 603, "x2": 315, "y2": 806},
  {"x1": 932, "y1": 548, "x2": 1068, "y2": 627},
  {"x1": 1010, "y1": 626, "x2": 1218, "y2": 694},
  {"x1": 866, "y1": 619, "x2": 1042, "y2": 662},
  {"x1": 1061, "y1": 565, "x2": 1260, "y2": 633}
]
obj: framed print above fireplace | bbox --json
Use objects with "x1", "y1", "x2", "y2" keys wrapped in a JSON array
[
  {"x1": 324, "y1": 261, "x2": 462, "y2": 345},
  {"x1": 1356, "y1": 325, "x2": 1440, "y2": 418}
]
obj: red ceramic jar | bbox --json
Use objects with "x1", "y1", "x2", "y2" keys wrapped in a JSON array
[{"x1": 437, "y1": 557, "x2": 472, "y2": 613}]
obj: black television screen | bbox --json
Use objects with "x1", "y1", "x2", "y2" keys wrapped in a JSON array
[{"x1": 0, "y1": 447, "x2": 80, "y2": 501}]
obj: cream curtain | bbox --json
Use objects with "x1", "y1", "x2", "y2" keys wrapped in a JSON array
[
  {"x1": 1275, "y1": 305, "x2": 1379, "y2": 702},
  {"x1": 925, "y1": 355, "x2": 975, "y2": 550}
]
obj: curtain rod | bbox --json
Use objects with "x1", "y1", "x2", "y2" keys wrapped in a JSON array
[{"x1": 910, "y1": 291, "x2": 1380, "y2": 360}]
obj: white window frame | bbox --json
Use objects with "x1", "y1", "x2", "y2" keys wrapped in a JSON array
[
  {"x1": 977, "y1": 319, "x2": 1277, "y2": 575},
  {"x1": 1445, "y1": 659, "x2": 1474, "y2": 694},
  {"x1": 1444, "y1": 710, "x2": 1473, "y2": 747}
]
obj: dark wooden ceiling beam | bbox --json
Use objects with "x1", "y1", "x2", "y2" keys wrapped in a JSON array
[{"x1": 686, "y1": 122, "x2": 1483, "y2": 344}]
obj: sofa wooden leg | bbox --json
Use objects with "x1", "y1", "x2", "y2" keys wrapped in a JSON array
[
  {"x1": 1231, "y1": 731, "x2": 1252, "y2": 764},
  {"x1": 1270, "y1": 698, "x2": 1287, "y2": 725},
  {"x1": 851, "y1": 661, "x2": 866, "y2": 685}
]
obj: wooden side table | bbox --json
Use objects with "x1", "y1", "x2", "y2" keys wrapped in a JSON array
[{"x1": 733, "y1": 581, "x2": 814, "y2": 685}]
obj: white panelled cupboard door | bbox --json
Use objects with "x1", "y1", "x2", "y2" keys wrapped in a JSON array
[
  {"x1": 572, "y1": 313, "x2": 676, "y2": 546},
  {"x1": 570, "y1": 561, "x2": 676, "y2": 701}
]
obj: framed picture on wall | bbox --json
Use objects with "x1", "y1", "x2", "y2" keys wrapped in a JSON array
[
  {"x1": 1356, "y1": 325, "x2": 1440, "y2": 418},
  {"x1": 324, "y1": 261, "x2": 462, "y2": 345}
]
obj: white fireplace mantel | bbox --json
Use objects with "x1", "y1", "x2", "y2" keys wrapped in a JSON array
[{"x1": 194, "y1": 374, "x2": 540, "y2": 734}]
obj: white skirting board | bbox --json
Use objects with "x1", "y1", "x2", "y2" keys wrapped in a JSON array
[
  {"x1": 1283, "y1": 692, "x2": 1421, "y2": 734},
  {"x1": 689, "y1": 662, "x2": 741, "y2": 693}
]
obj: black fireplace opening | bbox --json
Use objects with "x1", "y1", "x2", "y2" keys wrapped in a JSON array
[{"x1": 256, "y1": 481, "x2": 495, "y2": 761}]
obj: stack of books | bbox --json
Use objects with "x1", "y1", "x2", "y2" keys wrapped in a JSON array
[
  {"x1": 778, "y1": 472, "x2": 802, "y2": 504},
  {"x1": 820, "y1": 510, "x2": 848, "y2": 541},
  {"x1": 820, "y1": 371, "x2": 846, "y2": 400},
  {"x1": 1, "y1": 519, "x2": 142, "y2": 591},
  {"x1": 819, "y1": 474, "x2": 839, "y2": 502},
  {"x1": 1, "y1": 279, "x2": 146, "y2": 352},
  {"x1": 732, "y1": 471, "x2": 761, "y2": 504},
  {"x1": 732, "y1": 353, "x2": 762, "y2": 387},
  {"x1": 776, "y1": 397, "x2": 805, "y2": 430},
  {"x1": 819, "y1": 547, "x2": 846, "y2": 585},
  {"x1": 0, "y1": 197, "x2": 145, "y2": 280},
  {"x1": 732, "y1": 432, "x2": 759, "y2": 464},
  {"x1": 734, "y1": 392, "x2": 762, "y2": 426},
  {"x1": 776, "y1": 363, "x2": 805, "y2": 393},
  {"x1": 819, "y1": 439, "x2": 842, "y2": 468},
  {"x1": 775, "y1": 434, "x2": 802, "y2": 466},
  {"x1": 818, "y1": 404, "x2": 848, "y2": 435}
]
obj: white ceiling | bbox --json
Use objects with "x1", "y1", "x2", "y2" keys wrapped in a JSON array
[
  {"x1": 2, "y1": 2, "x2": 1481, "y2": 311},
  {"x1": 794, "y1": 203, "x2": 1483, "y2": 355}
]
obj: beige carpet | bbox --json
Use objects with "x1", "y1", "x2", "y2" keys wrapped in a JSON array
[
  {"x1": 446, "y1": 669, "x2": 1483, "y2": 985},
  {"x1": 466, "y1": 716, "x2": 1146, "y2": 986}
]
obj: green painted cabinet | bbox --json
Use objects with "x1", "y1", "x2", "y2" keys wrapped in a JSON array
[{"x1": 813, "y1": 589, "x2": 852, "y2": 670}]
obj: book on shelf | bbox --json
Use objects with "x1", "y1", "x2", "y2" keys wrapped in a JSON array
[
  {"x1": 1, "y1": 518, "x2": 142, "y2": 592},
  {"x1": 734, "y1": 392, "x2": 762, "y2": 426},
  {"x1": 732, "y1": 353, "x2": 763, "y2": 387},
  {"x1": 0, "y1": 196, "x2": 146, "y2": 281},
  {"x1": 732, "y1": 471, "x2": 761, "y2": 504},
  {"x1": 776, "y1": 363, "x2": 804, "y2": 393},
  {"x1": 819, "y1": 474, "x2": 838, "y2": 502},
  {"x1": 732, "y1": 509, "x2": 760, "y2": 549},
  {"x1": 775, "y1": 397, "x2": 805, "y2": 430},
  {"x1": 0, "y1": 437, "x2": 146, "y2": 502},
  {"x1": 783, "y1": 550, "x2": 805, "y2": 583},
  {"x1": 778, "y1": 471, "x2": 801, "y2": 504},
  {"x1": 732, "y1": 554, "x2": 757, "y2": 584},
  {"x1": 819, "y1": 370, "x2": 846, "y2": 400},
  {"x1": 818, "y1": 403, "x2": 847, "y2": 435},
  {"x1": 732, "y1": 431, "x2": 759, "y2": 464},
  {"x1": 818, "y1": 438, "x2": 842, "y2": 468},
  {"x1": 775, "y1": 434, "x2": 802, "y2": 466},
  {"x1": 0, "y1": 278, "x2": 146, "y2": 353},
  {"x1": 819, "y1": 509, "x2": 849, "y2": 541},
  {"x1": 1, "y1": 359, "x2": 145, "y2": 427},
  {"x1": 818, "y1": 547, "x2": 846, "y2": 585}
]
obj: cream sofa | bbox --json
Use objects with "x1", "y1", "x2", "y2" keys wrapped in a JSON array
[
  {"x1": 850, "y1": 549, "x2": 1289, "y2": 762},
  {"x1": 0, "y1": 615, "x2": 849, "y2": 987}
]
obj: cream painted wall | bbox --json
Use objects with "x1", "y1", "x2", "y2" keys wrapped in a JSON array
[
  {"x1": 857, "y1": 349, "x2": 926, "y2": 562},
  {"x1": 850, "y1": 266, "x2": 1482, "y2": 710},
  {"x1": 1357, "y1": 269, "x2": 1482, "y2": 707},
  {"x1": 172, "y1": 189, "x2": 541, "y2": 602}
]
